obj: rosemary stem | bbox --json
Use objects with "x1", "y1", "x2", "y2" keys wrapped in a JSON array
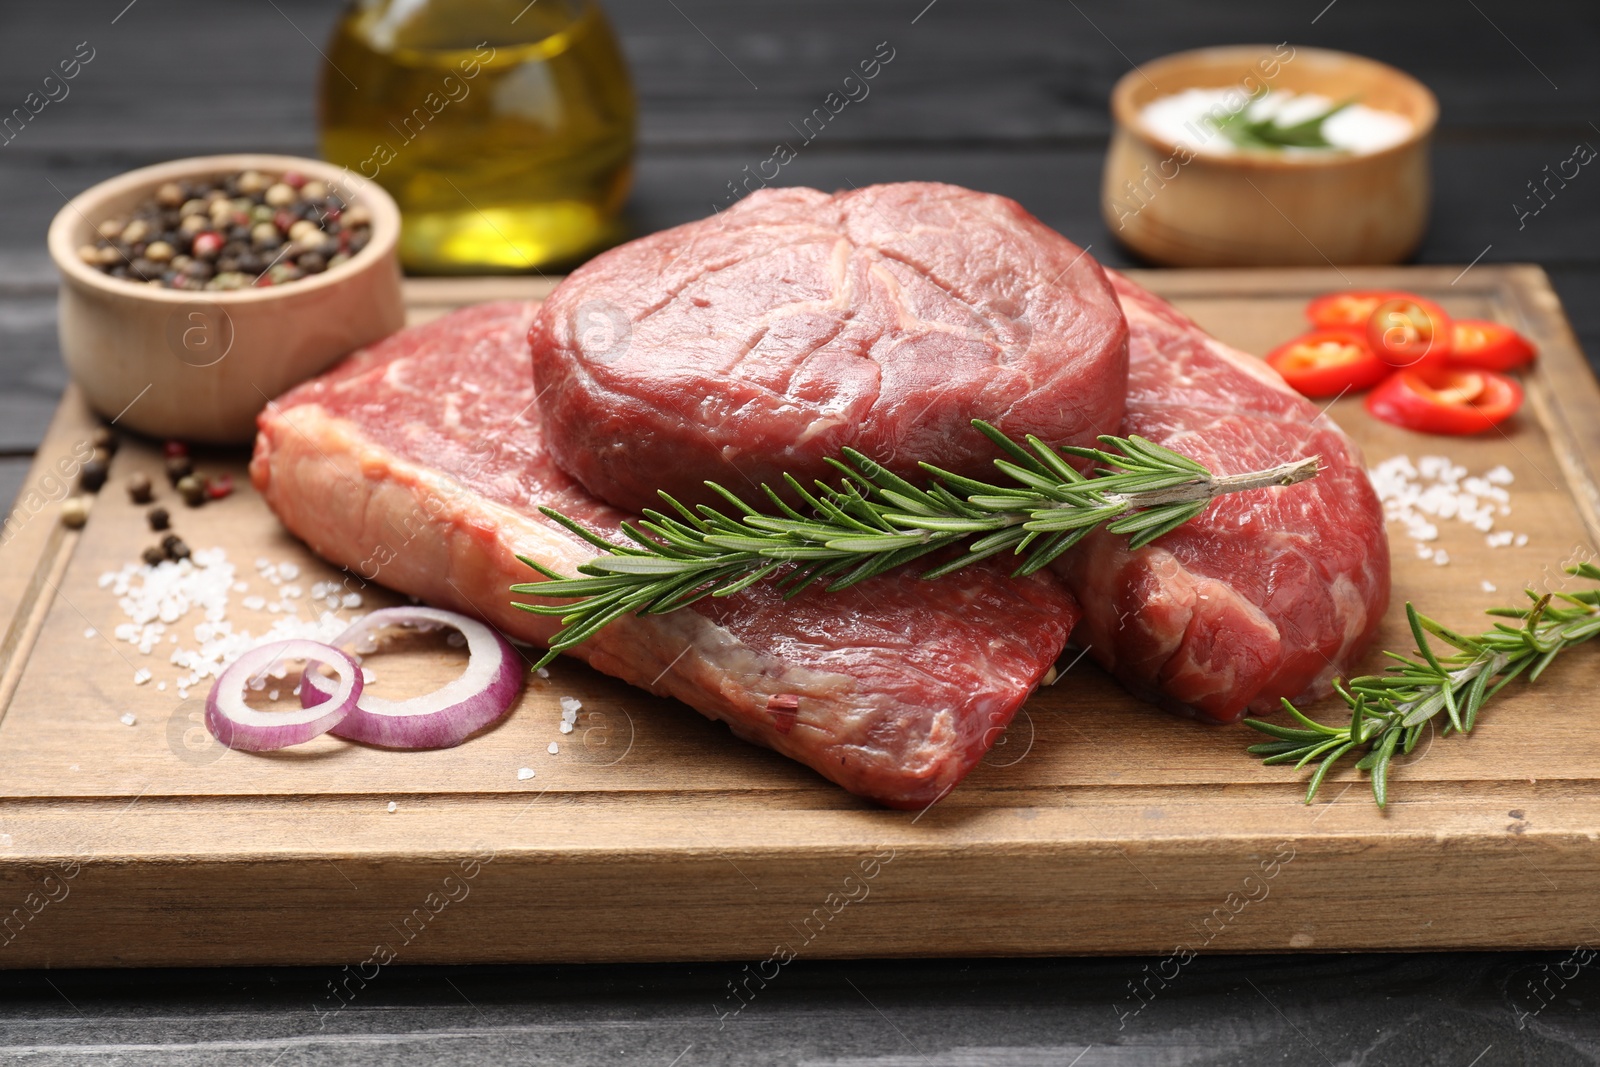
[{"x1": 1100, "y1": 456, "x2": 1320, "y2": 511}]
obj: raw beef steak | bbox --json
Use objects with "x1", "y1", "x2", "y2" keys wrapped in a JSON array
[
  {"x1": 251, "y1": 302, "x2": 1077, "y2": 808},
  {"x1": 1053, "y1": 274, "x2": 1389, "y2": 723},
  {"x1": 530, "y1": 182, "x2": 1129, "y2": 513}
]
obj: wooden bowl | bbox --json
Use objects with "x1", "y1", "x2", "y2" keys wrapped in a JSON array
[
  {"x1": 48, "y1": 154, "x2": 405, "y2": 444},
  {"x1": 1102, "y1": 45, "x2": 1438, "y2": 267}
]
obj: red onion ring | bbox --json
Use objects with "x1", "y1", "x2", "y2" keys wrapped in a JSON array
[
  {"x1": 300, "y1": 607, "x2": 521, "y2": 749},
  {"x1": 206, "y1": 639, "x2": 362, "y2": 751}
]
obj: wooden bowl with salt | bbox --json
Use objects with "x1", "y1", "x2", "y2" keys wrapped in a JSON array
[{"x1": 1102, "y1": 45, "x2": 1438, "y2": 267}]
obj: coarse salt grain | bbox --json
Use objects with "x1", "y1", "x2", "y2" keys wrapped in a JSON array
[
  {"x1": 1482, "y1": 580, "x2": 1498, "y2": 593},
  {"x1": 133, "y1": 668, "x2": 151, "y2": 685},
  {"x1": 342, "y1": 593, "x2": 362, "y2": 609},
  {"x1": 84, "y1": 627, "x2": 96, "y2": 639},
  {"x1": 517, "y1": 767, "x2": 535, "y2": 780},
  {"x1": 1369, "y1": 453, "x2": 1526, "y2": 558},
  {"x1": 559, "y1": 696, "x2": 581, "y2": 721},
  {"x1": 558, "y1": 721, "x2": 574, "y2": 734},
  {"x1": 386, "y1": 801, "x2": 397, "y2": 813},
  {"x1": 279, "y1": 563, "x2": 300, "y2": 580},
  {"x1": 120, "y1": 712, "x2": 136, "y2": 726},
  {"x1": 536, "y1": 667, "x2": 549, "y2": 679},
  {"x1": 99, "y1": 547, "x2": 361, "y2": 697},
  {"x1": 548, "y1": 742, "x2": 559, "y2": 755},
  {"x1": 242, "y1": 595, "x2": 266, "y2": 611}
]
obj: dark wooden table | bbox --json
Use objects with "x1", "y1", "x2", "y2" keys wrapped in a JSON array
[{"x1": 3, "y1": 1, "x2": 1600, "y2": 1062}]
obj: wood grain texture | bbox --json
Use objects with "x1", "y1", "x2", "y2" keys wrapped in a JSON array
[{"x1": 0, "y1": 265, "x2": 1595, "y2": 968}]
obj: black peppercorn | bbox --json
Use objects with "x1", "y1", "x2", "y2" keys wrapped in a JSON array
[
  {"x1": 164, "y1": 537, "x2": 191, "y2": 562},
  {"x1": 165, "y1": 455, "x2": 193, "y2": 486},
  {"x1": 91, "y1": 426, "x2": 119, "y2": 455},
  {"x1": 79, "y1": 458, "x2": 109, "y2": 493},
  {"x1": 141, "y1": 546, "x2": 166, "y2": 566},
  {"x1": 127, "y1": 472, "x2": 154, "y2": 504},
  {"x1": 147, "y1": 506, "x2": 170, "y2": 531}
]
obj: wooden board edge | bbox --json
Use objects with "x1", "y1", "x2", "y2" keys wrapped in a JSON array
[
  {"x1": 2, "y1": 828, "x2": 1597, "y2": 967},
  {"x1": 1498, "y1": 265, "x2": 1600, "y2": 549},
  {"x1": 0, "y1": 387, "x2": 101, "y2": 729}
]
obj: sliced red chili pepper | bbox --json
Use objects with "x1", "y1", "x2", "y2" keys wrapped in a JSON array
[
  {"x1": 1366, "y1": 295, "x2": 1453, "y2": 370},
  {"x1": 1365, "y1": 366, "x2": 1523, "y2": 435},
  {"x1": 1265, "y1": 329, "x2": 1389, "y2": 397},
  {"x1": 1305, "y1": 289, "x2": 1414, "y2": 331},
  {"x1": 1449, "y1": 319, "x2": 1536, "y2": 372}
]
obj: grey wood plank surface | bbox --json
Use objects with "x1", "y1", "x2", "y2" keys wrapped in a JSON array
[{"x1": 1, "y1": 954, "x2": 1597, "y2": 1065}]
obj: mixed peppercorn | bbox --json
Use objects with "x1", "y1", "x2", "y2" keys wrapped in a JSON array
[
  {"x1": 61, "y1": 428, "x2": 236, "y2": 566},
  {"x1": 76, "y1": 170, "x2": 373, "y2": 291}
]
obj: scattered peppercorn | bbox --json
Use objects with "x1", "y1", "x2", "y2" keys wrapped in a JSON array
[
  {"x1": 91, "y1": 426, "x2": 119, "y2": 455},
  {"x1": 79, "y1": 458, "x2": 109, "y2": 493},
  {"x1": 60, "y1": 498, "x2": 89, "y2": 529},
  {"x1": 205, "y1": 472, "x2": 235, "y2": 500},
  {"x1": 147, "y1": 506, "x2": 170, "y2": 532},
  {"x1": 127, "y1": 471, "x2": 154, "y2": 504},
  {"x1": 177, "y1": 475, "x2": 207, "y2": 507},
  {"x1": 163, "y1": 536, "x2": 191, "y2": 562},
  {"x1": 165, "y1": 455, "x2": 193, "y2": 486},
  {"x1": 82, "y1": 170, "x2": 373, "y2": 291},
  {"x1": 141, "y1": 546, "x2": 166, "y2": 566}
]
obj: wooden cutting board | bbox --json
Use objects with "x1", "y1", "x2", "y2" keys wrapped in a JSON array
[{"x1": 3, "y1": 266, "x2": 1598, "y2": 968}]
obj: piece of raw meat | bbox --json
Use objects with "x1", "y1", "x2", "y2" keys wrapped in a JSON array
[
  {"x1": 251, "y1": 302, "x2": 1077, "y2": 808},
  {"x1": 1053, "y1": 273, "x2": 1389, "y2": 723},
  {"x1": 530, "y1": 182, "x2": 1129, "y2": 513}
]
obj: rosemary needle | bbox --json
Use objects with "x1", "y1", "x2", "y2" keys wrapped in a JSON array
[
  {"x1": 512, "y1": 420, "x2": 1318, "y2": 667},
  {"x1": 1246, "y1": 561, "x2": 1600, "y2": 808},
  {"x1": 1209, "y1": 88, "x2": 1355, "y2": 151}
]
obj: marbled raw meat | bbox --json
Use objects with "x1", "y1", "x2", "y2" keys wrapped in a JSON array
[{"x1": 251, "y1": 302, "x2": 1076, "y2": 808}]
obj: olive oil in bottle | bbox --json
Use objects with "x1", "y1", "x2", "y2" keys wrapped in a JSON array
[{"x1": 319, "y1": 0, "x2": 635, "y2": 273}]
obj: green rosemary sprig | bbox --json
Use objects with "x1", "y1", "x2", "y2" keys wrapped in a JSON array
[
  {"x1": 1209, "y1": 89, "x2": 1355, "y2": 151},
  {"x1": 1246, "y1": 562, "x2": 1600, "y2": 808},
  {"x1": 513, "y1": 420, "x2": 1318, "y2": 667}
]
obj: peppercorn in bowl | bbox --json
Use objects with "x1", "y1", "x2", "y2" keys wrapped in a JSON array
[{"x1": 49, "y1": 154, "x2": 404, "y2": 444}]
